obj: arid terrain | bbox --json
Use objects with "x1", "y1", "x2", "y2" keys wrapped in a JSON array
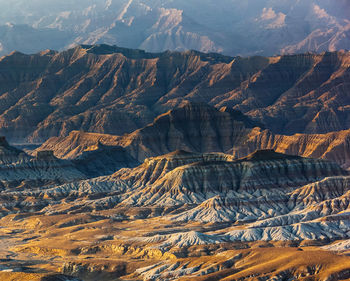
[
  {"x1": 1, "y1": 135, "x2": 350, "y2": 279},
  {"x1": 0, "y1": 44, "x2": 350, "y2": 280},
  {"x1": 0, "y1": 45, "x2": 349, "y2": 143}
]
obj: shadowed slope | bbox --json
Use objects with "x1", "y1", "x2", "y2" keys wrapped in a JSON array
[{"x1": 37, "y1": 102, "x2": 260, "y2": 161}]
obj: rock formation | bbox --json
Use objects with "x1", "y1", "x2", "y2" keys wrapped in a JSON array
[
  {"x1": 0, "y1": 46, "x2": 349, "y2": 143},
  {"x1": 37, "y1": 101, "x2": 350, "y2": 171},
  {"x1": 0, "y1": 149, "x2": 350, "y2": 280},
  {"x1": 4, "y1": 150, "x2": 346, "y2": 217},
  {"x1": 0, "y1": 137, "x2": 86, "y2": 191},
  {"x1": 231, "y1": 128, "x2": 350, "y2": 169},
  {"x1": 72, "y1": 143, "x2": 139, "y2": 177},
  {"x1": 36, "y1": 102, "x2": 260, "y2": 161}
]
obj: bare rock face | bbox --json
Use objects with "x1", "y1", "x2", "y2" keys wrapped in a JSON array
[
  {"x1": 0, "y1": 46, "x2": 349, "y2": 143},
  {"x1": 36, "y1": 101, "x2": 350, "y2": 173},
  {"x1": 37, "y1": 150, "x2": 338, "y2": 210},
  {"x1": 37, "y1": 102, "x2": 260, "y2": 162},
  {"x1": 0, "y1": 137, "x2": 86, "y2": 191},
  {"x1": 36, "y1": 131, "x2": 122, "y2": 159},
  {"x1": 37, "y1": 101, "x2": 350, "y2": 171},
  {"x1": 1, "y1": 148, "x2": 350, "y2": 280},
  {"x1": 2, "y1": 150, "x2": 348, "y2": 237},
  {"x1": 113, "y1": 150, "x2": 236, "y2": 190},
  {"x1": 36, "y1": 150, "x2": 56, "y2": 160},
  {"x1": 72, "y1": 144, "x2": 139, "y2": 177},
  {"x1": 289, "y1": 176, "x2": 350, "y2": 208},
  {"x1": 120, "y1": 102, "x2": 260, "y2": 162},
  {"x1": 231, "y1": 128, "x2": 350, "y2": 169},
  {"x1": 118, "y1": 150, "x2": 346, "y2": 206},
  {"x1": 0, "y1": 136, "x2": 29, "y2": 164}
]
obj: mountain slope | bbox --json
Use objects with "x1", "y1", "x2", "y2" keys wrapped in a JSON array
[
  {"x1": 36, "y1": 102, "x2": 260, "y2": 161},
  {"x1": 37, "y1": 102, "x2": 350, "y2": 171},
  {"x1": 1, "y1": 150, "x2": 349, "y2": 238},
  {"x1": 1, "y1": 149, "x2": 350, "y2": 280},
  {"x1": 23, "y1": 150, "x2": 346, "y2": 212},
  {"x1": 231, "y1": 128, "x2": 350, "y2": 169},
  {"x1": 0, "y1": 137, "x2": 86, "y2": 192},
  {"x1": 1, "y1": 46, "x2": 349, "y2": 142},
  {"x1": 72, "y1": 144, "x2": 139, "y2": 177}
]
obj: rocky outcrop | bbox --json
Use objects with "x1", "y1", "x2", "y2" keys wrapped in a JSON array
[
  {"x1": 0, "y1": 137, "x2": 86, "y2": 191},
  {"x1": 72, "y1": 144, "x2": 139, "y2": 177},
  {"x1": 2, "y1": 149, "x2": 345, "y2": 219},
  {"x1": 1, "y1": 148, "x2": 350, "y2": 280},
  {"x1": 289, "y1": 176, "x2": 350, "y2": 208},
  {"x1": 231, "y1": 128, "x2": 350, "y2": 169},
  {"x1": 35, "y1": 131, "x2": 122, "y2": 159},
  {"x1": 170, "y1": 195, "x2": 291, "y2": 223},
  {"x1": 118, "y1": 102, "x2": 260, "y2": 162},
  {"x1": 217, "y1": 51, "x2": 350, "y2": 135},
  {"x1": 36, "y1": 102, "x2": 350, "y2": 171},
  {"x1": 27, "y1": 150, "x2": 346, "y2": 212},
  {"x1": 36, "y1": 102, "x2": 260, "y2": 161},
  {"x1": 0, "y1": 135, "x2": 30, "y2": 164},
  {"x1": 132, "y1": 231, "x2": 225, "y2": 249}
]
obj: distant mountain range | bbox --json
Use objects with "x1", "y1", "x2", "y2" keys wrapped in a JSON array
[
  {"x1": 0, "y1": 0, "x2": 349, "y2": 57},
  {"x1": 0, "y1": 44, "x2": 349, "y2": 144}
]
